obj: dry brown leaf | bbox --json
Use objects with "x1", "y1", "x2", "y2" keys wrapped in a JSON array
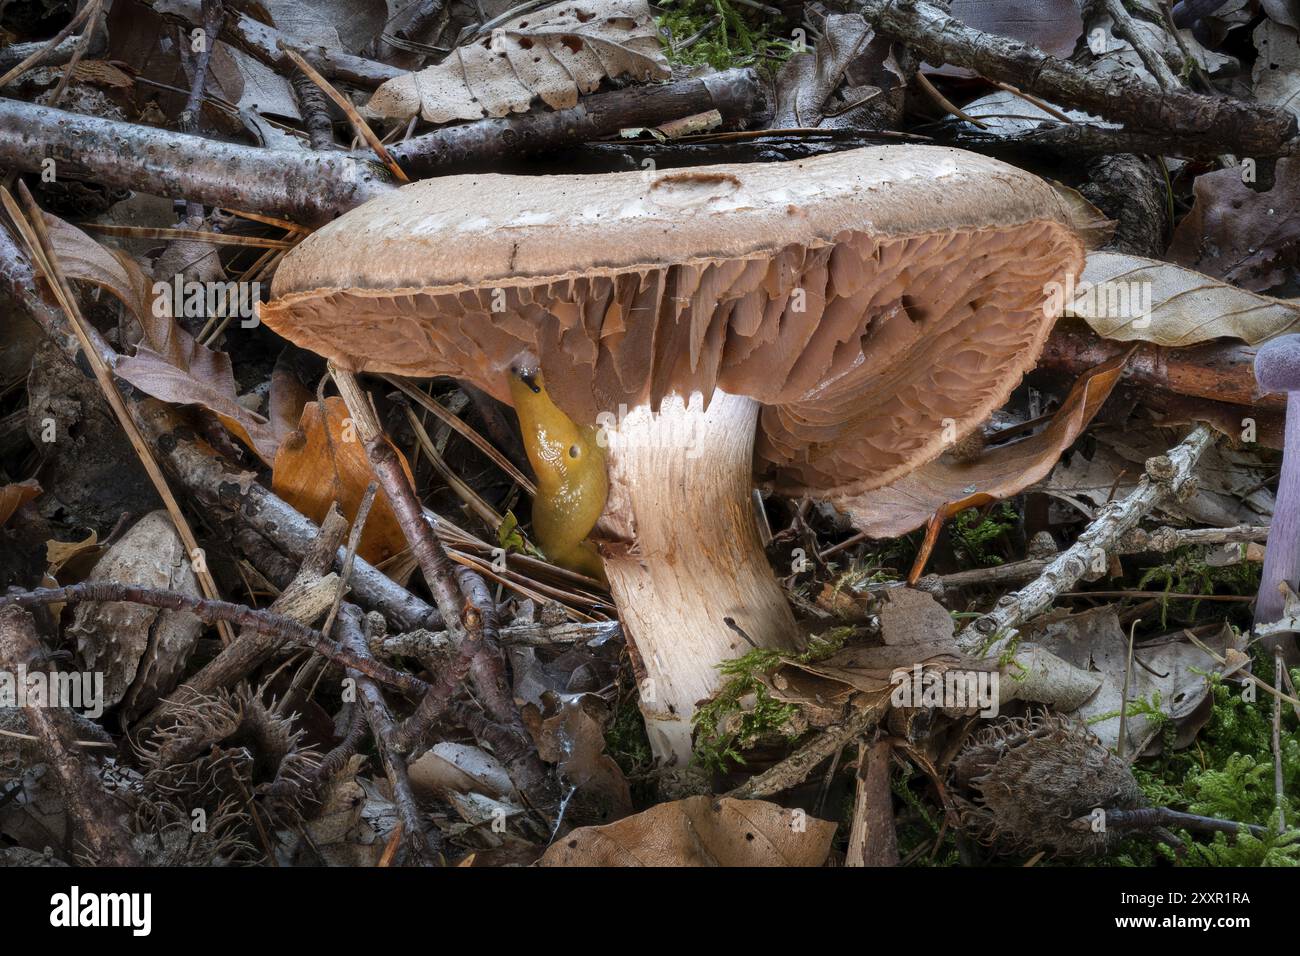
[
  {"x1": 536, "y1": 699, "x2": 632, "y2": 823},
  {"x1": 1167, "y1": 156, "x2": 1300, "y2": 292},
  {"x1": 838, "y1": 351, "x2": 1129, "y2": 538},
  {"x1": 45, "y1": 530, "x2": 99, "y2": 576},
  {"x1": 364, "y1": 0, "x2": 669, "y2": 123},
  {"x1": 271, "y1": 397, "x2": 410, "y2": 566},
  {"x1": 537, "y1": 796, "x2": 835, "y2": 866},
  {"x1": 0, "y1": 479, "x2": 40, "y2": 527},
  {"x1": 41, "y1": 214, "x2": 285, "y2": 464},
  {"x1": 1067, "y1": 251, "x2": 1300, "y2": 345}
]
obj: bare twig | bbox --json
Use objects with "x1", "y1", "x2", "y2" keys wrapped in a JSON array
[{"x1": 960, "y1": 425, "x2": 1217, "y2": 655}]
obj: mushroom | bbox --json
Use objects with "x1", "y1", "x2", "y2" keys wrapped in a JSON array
[
  {"x1": 260, "y1": 146, "x2": 1086, "y2": 762},
  {"x1": 1252, "y1": 333, "x2": 1300, "y2": 663}
]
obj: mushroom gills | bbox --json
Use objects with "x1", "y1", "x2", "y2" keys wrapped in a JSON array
[{"x1": 507, "y1": 366, "x2": 609, "y2": 584}]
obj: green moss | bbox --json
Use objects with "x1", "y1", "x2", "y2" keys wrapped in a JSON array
[
  {"x1": 1135, "y1": 545, "x2": 1260, "y2": 628},
  {"x1": 893, "y1": 763, "x2": 960, "y2": 865},
  {"x1": 1105, "y1": 651, "x2": 1300, "y2": 866},
  {"x1": 605, "y1": 677, "x2": 655, "y2": 780},
  {"x1": 690, "y1": 630, "x2": 852, "y2": 772},
  {"x1": 951, "y1": 503, "x2": 1018, "y2": 567},
  {"x1": 655, "y1": 0, "x2": 797, "y2": 71}
]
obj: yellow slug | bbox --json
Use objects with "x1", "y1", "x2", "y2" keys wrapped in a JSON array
[{"x1": 507, "y1": 366, "x2": 608, "y2": 584}]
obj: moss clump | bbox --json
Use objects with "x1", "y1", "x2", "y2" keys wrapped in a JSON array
[
  {"x1": 655, "y1": 0, "x2": 797, "y2": 71},
  {"x1": 691, "y1": 630, "x2": 851, "y2": 771},
  {"x1": 951, "y1": 503, "x2": 1018, "y2": 567},
  {"x1": 1106, "y1": 651, "x2": 1300, "y2": 866},
  {"x1": 605, "y1": 677, "x2": 655, "y2": 780},
  {"x1": 691, "y1": 648, "x2": 801, "y2": 772},
  {"x1": 1135, "y1": 545, "x2": 1260, "y2": 628}
]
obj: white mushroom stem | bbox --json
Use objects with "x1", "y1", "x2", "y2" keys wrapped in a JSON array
[{"x1": 600, "y1": 390, "x2": 801, "y2": 764}]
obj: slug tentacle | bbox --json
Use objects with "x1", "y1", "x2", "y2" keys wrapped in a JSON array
[{"x1": 507, "y1": 367, "x2": 609, "y2": 584}]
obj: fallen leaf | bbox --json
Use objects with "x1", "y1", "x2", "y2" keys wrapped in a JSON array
[
  {"x1": 44, "y1": 530, "x2": 98, "y2": 576},
  {"x1": 0, "y1": 480, "x2": 40, "y2": 527},
  {"x1": 536, "y1": 699, "x2": 632, "y2": 823},
  {"x1": 1167, "y1": 156, "x2": 1300, "y2": 292},
  {"x1": 838, "y1": 351, "x2": 1128, "y2": 538},
  {"x1": 364, "y1": 0, "x2": 669, "y2": 123},
  {"x1": 42, "y1": 214, "x2": 285, "y2": 464},
  {"x1": 271, "y1": 397, "x2": 411, "y2": 567},
  {"x1": 1067, "y1": 251, "x2": 1300, "y2": 345},
  {"x1": 538, "y1": 796, "x2": 835, "y2": 866},
  {"x1": 771, "y1": 14, "x2": 873, "y2": 129},
  {"x1": 1031, "y1": 607, "x2": 1239, "y2": 754},
  {"x1": 408, "y1": 742, "x2": 515, "y2": 800},
  {"x1": 1253, "y1": 19, "x2": 1300, "y2": 121}
]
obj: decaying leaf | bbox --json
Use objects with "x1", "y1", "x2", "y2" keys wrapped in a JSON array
[
  {"x1": 67, "y1": 510, "x2": 203, "y2": 719},
  {"x1": 837, "y1": 351, "x2": 1128, "y2": 538},
  {"x1": 538, "y1": 796, "x2": 836, "y2": 866},
  {"x1": 1030, "y1": 607, "x2": 1240, "y2": 754},
  {"x1": 536, "y1": 698, "x2": 632, "y2": 823},
  {"x1": 1067, "y1": 251, "x2": 1300, "y2": 345},
  {"x1": 41, "y1": 214, "x2": 285, "y2": 464},
  {"x1": 364, "y1": 0, "x2": 669, "y2": 124},
  {"x1": 771, "y1": 13, "x2": 874, "y2": 129},
  {"x1": 271, "y1": 397, "x2": 411, "y2": 567},
  {"x1": 1167, "y1": 156, "x2": 1300, "y2": 292},
  {"x1": 0, "y1": 480, "x2": 40, "y2": 527},
  {"x1": 1253, "y1": 19, "x2": 1300, "y2": 122},
  {"x1": 408, "y1": 742, "x2": 515, "y2": 800}
]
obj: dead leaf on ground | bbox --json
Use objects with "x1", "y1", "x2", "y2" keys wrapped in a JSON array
[
  {"x1": 0, "y1": 480, "x2": 40, "y2": 527},
  {"x1": 538, "y1": 796, "x2": 835, "y2": 866},
  {"x1": 536, "y1": 699, "x2": 632, "y2": 824},
  {"x1": 1031, "y1": 607, "x2": 1240, "y2": 754},
  {"x1": 42, "y1": 214, "x2": 287, "y2": 464},
  {"x1": 837, "y1": 351, "x2": 1128, "y2": 538},
  {"x1": 1167, "y1": 156, "x2": 1300, "y2": 293},
  {"x1": 1067, "y1": 251, "x2": 1300, "y2": 345},
  {"x1": 271, "y1": 396, "x2": 410, "y2": 567},
  {"x1": 364, "y1": 0, "x2": 669, "y2": 124}
]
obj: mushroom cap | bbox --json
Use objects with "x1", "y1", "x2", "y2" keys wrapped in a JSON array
[
  {"x1": 261, "y1": 146, "x2": 1085, "y2": 497},
  {"x1": 1254, "y1": 333, "x2": 1300, "y2": 395}
]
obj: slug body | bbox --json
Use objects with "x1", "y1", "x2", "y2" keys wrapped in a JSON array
[{"x1": 508, "y1": 367, "x2": 608, "y2": 583}]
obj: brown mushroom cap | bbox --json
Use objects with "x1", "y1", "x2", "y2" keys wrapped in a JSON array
[{"x1": 261, "y1": 146, "x2": 1085, "y2": 498}]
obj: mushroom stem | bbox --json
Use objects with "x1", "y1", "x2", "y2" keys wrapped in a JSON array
[
  {"x1": 1256, "y1": 390, "x2": 1300, "y2": 636},
  {"x1": 600, "y1": 390, "x2": 801, "y2": 764}
]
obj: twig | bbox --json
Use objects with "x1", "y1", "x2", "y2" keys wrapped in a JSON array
[
  {"x1": 914, "y1": 72, "x2": 987, "y2": 128},
  {"x1": 46, "y1": 0, "x2": 102, "y2": 108},
  {"x1": 728, "y1": 694, "x2": 892, "y2": 800},
  {"x1": 1077, "y1": 806, "x2": 1269, "y2": 839},
  {"x1": 278, "y1": 44, "x2": 410, "y2": 183},
  {"x1": 959, "y1": 425, "x2": 1217, "y2": 655},
  {"x1": 853, "y1": 0, "x2": 1297, "y2": 157},
  {"x1": 0, "y1": 219, "x2": 438, "y2": 632},
  {"x1": 0, "y1": 583, "x2": 429, "y2": 697},
  {"x1": 337, "y1": 605, "x2": 437, "y2": 865},
  {"x1": 330, "y1": 367, "x2": 549, "y2": 796},
  {"x1": 0, "y1": 0, "x2": 98, "y2": 87},
  {"x1": 1275, "y1": 647, "x2": 1287, "y2": 834}
]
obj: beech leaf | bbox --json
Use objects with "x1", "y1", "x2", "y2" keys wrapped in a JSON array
[
  {"x1": 1066, "y1": 251, "x2": 1300, "y2": 346},
  {"x1": 364, "y1": 0, "x2": 669, "y2": 124},
  {"x1": 537, "y1": 796, "x2": 835, "y2": 866}
]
